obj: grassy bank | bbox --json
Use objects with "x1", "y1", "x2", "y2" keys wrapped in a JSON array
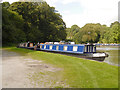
[{"x1": 3, "y1": 47, "x2": 118, "y2": 88}]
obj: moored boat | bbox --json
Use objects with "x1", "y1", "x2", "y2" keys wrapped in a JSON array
[
  {"x1": 37, "y1": 43, "x2": 108, "y2": 61},
  {"x1": 17, "y1": 42, "x2": 35, "y2": 50},
  {"x1": 17, "y1": 42, "x2": 109, "y2": 61}
]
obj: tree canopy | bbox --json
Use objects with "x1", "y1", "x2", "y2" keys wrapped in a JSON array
[
  {"x1": 2, "y1": 3, "x2": 26, "y2": 46},
  {"x1": 2, "y1": 2, "x2": 120, "y2": 46},
  {"x1": 66, "y1": 25, "x2": 80, "y2": 40},
  {"x1": 67, "y1": 22, "x2": 120, "y2": 44},
  {"x1": 2, "y1": 2, "x2": 67, "y2": 46}
]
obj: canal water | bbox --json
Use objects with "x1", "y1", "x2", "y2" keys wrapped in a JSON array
[{"x1": 96, "y1": 46, "x2": 120, "y2": 66}]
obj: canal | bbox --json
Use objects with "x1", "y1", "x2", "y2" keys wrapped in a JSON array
[{"x1": 96, "y1": 46, "x2": 119, "y2": 66}]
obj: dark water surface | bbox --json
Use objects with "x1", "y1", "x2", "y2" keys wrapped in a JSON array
[{"x1": 96, "y1": 46, "x2": 119, "y2": 66}]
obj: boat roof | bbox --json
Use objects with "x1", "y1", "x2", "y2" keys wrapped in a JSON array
[{"x1": 39, "y1": 44, "x2": 95, "y2": 46}]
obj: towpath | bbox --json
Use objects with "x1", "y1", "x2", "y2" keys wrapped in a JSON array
[{"x1": 2, "y1": 49, "x2": 67, "y2": 88}]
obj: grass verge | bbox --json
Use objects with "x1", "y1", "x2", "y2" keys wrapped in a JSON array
[{"x1": 3, "y1": 47, "x2": 118, "y2": 88}]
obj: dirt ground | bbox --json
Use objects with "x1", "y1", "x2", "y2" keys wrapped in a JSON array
[{"x1": 2, "y1": 49, "x2": 68, "y2": 88}]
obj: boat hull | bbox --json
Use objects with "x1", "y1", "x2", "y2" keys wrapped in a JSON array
[{"x1": 36, "y1": 48, "x2": 108, "y2": 61}]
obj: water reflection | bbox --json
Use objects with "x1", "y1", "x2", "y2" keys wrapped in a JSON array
[{"x1": 96, "y1": 46, "x2": 119, "y2": 66}]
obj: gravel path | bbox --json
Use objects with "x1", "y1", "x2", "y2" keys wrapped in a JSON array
[
  {"x1": 2, "y1": 50, "x2": 34, "y2": 88},
  {"x1": 2, "y1": 49, "x2": 67, "y2": 88}
]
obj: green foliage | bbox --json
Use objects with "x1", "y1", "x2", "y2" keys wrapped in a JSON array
[
  {"x1": 98, "y1": 25, "x2": 109, "y2": 43},
  {"x1": 73, "y1": 30, "x2": 83, "y2": 44},
  {"x1": 2, "y1": 7, "x2": 26, "y2": 46},
  {"x1": 2, "y1": 1, "x2": 120, "y2": 45},
  {"x1": 73, "y1": 23, "x2": 101, "y2": 43},
  {"x1": 69, "y1": 22, "x2": 120, "y2": 44},
  {"x1": 2, "y1": 1, "x2": 66, "y2": 46},
  {"x1": 110, "y1": 22, "x2": 120, "y2": 43},
  {"x1": 8, "y1": 2, "x2": 66, "y2": 42},
  {"x1": 99, "y1": 21, "x2": 120, "y2": 43},
  {"x1": 2, "y1": 2, "x2": 10, "y2": 9},
  {"x1": 66, "y1": 25, "x2": 80, "y2": 40}
]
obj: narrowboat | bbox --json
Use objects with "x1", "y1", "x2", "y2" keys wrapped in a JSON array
[
  {"x1": 37, "y1": 43, "x2": 108, "y2": 61},
  {"x1": 17, "y1": 42, "x2": 35, "y2": 50},
  {"x1": 17, "y1": 42, "x2": 109, "y2": 61}
]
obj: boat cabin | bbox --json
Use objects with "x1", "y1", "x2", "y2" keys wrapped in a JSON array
[
  {"x1": 19, "y1": 43, "x2": 28, "y2": 47},
  {"x1": 18, "y1": 42, "x2": 35, "y2": 48},
  {"x1": 39, "y1": 44, "x2": 96, "y2": 54},
  {"x1": 27, "y1": 42, "x2": 35, "y2": 47}
]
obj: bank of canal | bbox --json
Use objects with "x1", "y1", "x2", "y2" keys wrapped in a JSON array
[{"x1": 3, "y1": 47, "x2": 118, "y2": 88}]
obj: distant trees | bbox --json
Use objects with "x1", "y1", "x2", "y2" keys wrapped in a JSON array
[
  {"x1": 101, "y1": 22, "x2": 120, "y2": 43},
  {"x1": 66, "y1": 25, "x2": 80, "y2": 40},
  {"x1": 67, "y1": 22, "x2": 120, "y2": 44},
  {"x1": 111, "y1": 22, "x2": 120, "y2": 43},
  {"x1": 67, "y1": 23, "x2": 102, "y2": 44},
  {"x1": 79, "y1": 23, "x2": 101, "y2": 43},
  {"x1": 2, "y1": 1, "x2": 67, "y2": 46}
]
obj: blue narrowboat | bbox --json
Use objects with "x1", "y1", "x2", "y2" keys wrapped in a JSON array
[
  {"x1": 38, "y1": 44, "x2": 108, "y2": 61},
  {"x1": 39, "y1": 44, "x2": 95, "y2": 53}
]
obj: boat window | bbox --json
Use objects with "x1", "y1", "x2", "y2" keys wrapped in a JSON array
[
  {"x1": 50, "y1": 45, "x2": 52, "y2": 49},
  {"x1": 90, "y1": 46, "x2": 92, "y2": 52},
  {"x1": 25, "y1": 43, "x2": 27, "y2": 47},
  {"x1": 89, "y1": 46, "x2": 92, "y2": 52},
  {"x1": 73, "y1": 46, "x2": 77, "y2": 51},
  {"x1": 93, "y1": 46, "x2": 96, "y2": 52},
  {"x1": 87, "y1": 46, "x2": 89, "y2": 52},
  {"x1": 30, "y1": 43, "x2": 33, "y2": 47},
  {"x1": 40, "y1": 45, "x2": 42, "y2": 48},
  {"x1": 44, "y1": 45, "x2": 46, "y2": 49},
  {"x1": 84, "y1": 46, "x2": 87, "y2": 52},
  {"x1": 89, "y1": 46, "x2": 90, "y2": 52},
  {"x1": 89, "y1": 46, "x2": 91, "y2": 52},
  {"x1": 87, "y1": 46, "x2": 91, "y2": 52},
  {"x1": 64, "y1": 46, "x2": 67, "y2": 51},
  {"x1": 93, "y1": 46, "x2": 95, "y2": 52},
  {"x1": 56, "y1": 46, "x2": 59, "y2": 50}
]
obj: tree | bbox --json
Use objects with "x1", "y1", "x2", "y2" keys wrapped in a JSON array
[
  {"x1": 79, "y1": 23, "x2": 102, "y2": 43},
  {"x1": 2, "y1": 6, "x2": 26, "y2": 46},
  {"x1": 109, "y1": 22, "x2": 120, "y2": 43},
  {"x1": 99, "y1": 25, "x2": 110, "y2": 43},
  {"x1": 73, "y1": 30, "x2": 83, "y2": 44},
  {"x1": 66, "y1": 25, "x2": 80, "y2": 40},
  {"x1": 2, "y1": 2, "x2": 10, "y2": 9},
  {"x1": 72, "y1": 23, "x2": 108, "y2": 44},
  {"x1": 110, "y1": 21, "x2": 119, "y2": 28},
  {"x1": 100, "y1": 21, "x2": 120, "y2": 43},
  {"x1": 9, "y1": 2, "x2": 66, "y2": 42}
]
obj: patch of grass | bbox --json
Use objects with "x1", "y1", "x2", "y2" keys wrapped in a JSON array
[
  {"x1": 54, "y1": 86, "x2": 64, "y2": 88},
  {"x1": 4, "y1": 47, "x2": 118, "y2": 88},
  {"x1": 2, "y1": 47, "x2": 34, "y2": 55}
]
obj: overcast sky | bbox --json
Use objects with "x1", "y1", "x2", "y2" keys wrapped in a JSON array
[{"x1": 1, "y1": 0, "x2": 119, "y2": 28}]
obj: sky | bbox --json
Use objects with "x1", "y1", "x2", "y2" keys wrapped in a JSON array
[{"x1": 1, "y1": 0, "x2": 119, "y2": 28}]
